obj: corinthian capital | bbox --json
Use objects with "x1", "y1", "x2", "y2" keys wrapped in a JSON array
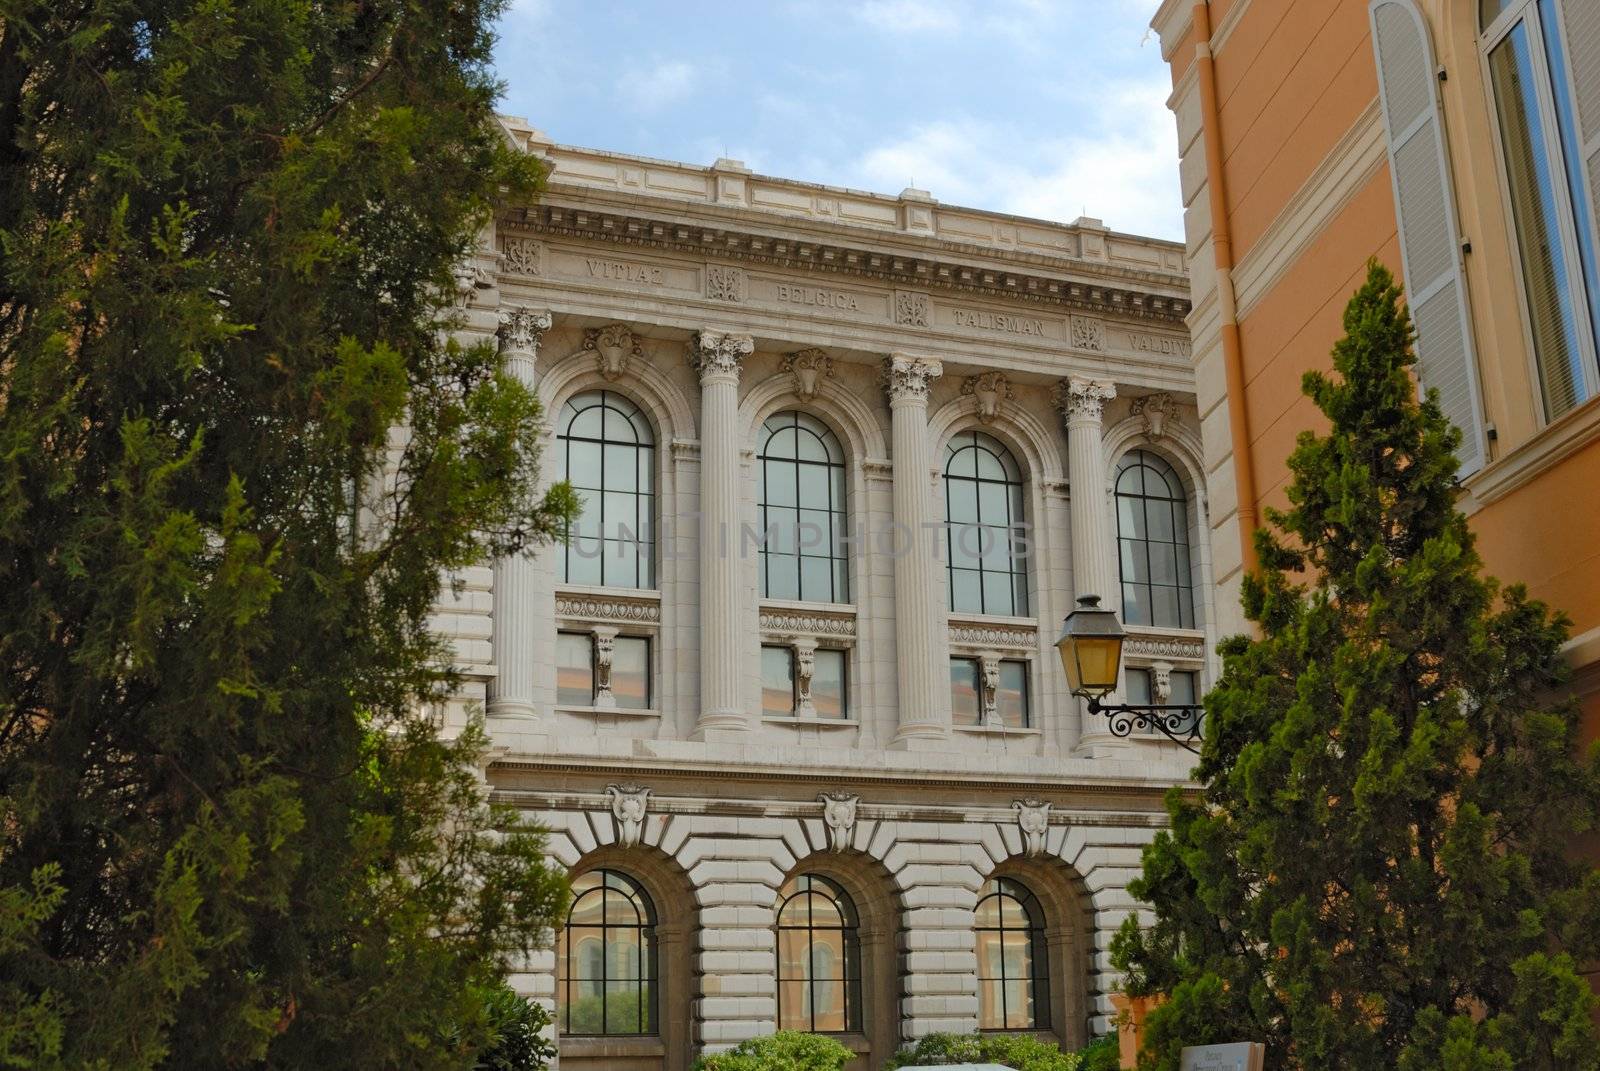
[
  {"x1": 881, "y1": 353, "x2": 943, "y2": 406},
  {"x1": 497, "y1": 307, "x2": 553, "y2": 355},
  {"x1": 689, "y1": 330, "x2": 754, "y2": 383},
  {"x1": 1055, "y1": 376, "x2": 1117, "y2": 423}
]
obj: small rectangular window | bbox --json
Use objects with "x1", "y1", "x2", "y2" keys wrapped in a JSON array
[
  {"x1": 556, "y1": 632, "x2": 594, "y2": 706},
  {"x1": 997, "y1": 660, "x2": 1030, "y2": 728},
  {"x1": 950, "y1": 657, "x2": 981, "y2": 725},
  {"x1": 1125, "y1": 667, "x2": 1153, "y2": 706},
  {"x1": 813, "y1": 649, "x2": 848, "y2": 720},
  {"x1": 1168, "y1": 669, "x2": 1198, "y2": 707},
  {"x1": 762, "y1": 646, "x2": 796, "y2": 717},
  {"x1": 612, "y1": 636, "x2": 651, "y2": 710}
]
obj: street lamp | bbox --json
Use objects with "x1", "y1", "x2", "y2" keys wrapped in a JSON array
[{"x1": 1056, "y1": 595, "x2": 1206, "y2": 753}]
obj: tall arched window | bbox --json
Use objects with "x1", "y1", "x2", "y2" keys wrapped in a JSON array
[
  {"x1": 558, "y1": 390, "x2": 655, "y2": 589},
  {"x1": 1115, "y1": 450, "x2": 1194, "y2": 629},
  {"x1": 776, "y1": 874, "x2": 861, "y2": 1033},
  {"x1": 561, "y1": 869, "x2": 657, "y2": 1036},
  {"x1": 975, "y1": 877, "x2": 1051, "y2": 1031},
  {"x1": 943, "y1": 431, "x2": 1028, "y2": 616},
  {"x1": 758, "y1": 411, "x2": 849, "y2": 603}
]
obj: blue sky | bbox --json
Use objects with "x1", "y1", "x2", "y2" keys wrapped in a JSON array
[{"x1": 494, "y1": 0, "x2": 1184, "y2": 240}]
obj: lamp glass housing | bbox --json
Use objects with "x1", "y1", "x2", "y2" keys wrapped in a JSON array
[{"x1": 1056, "y1": 596, "x2": 1126, "y2": 699}]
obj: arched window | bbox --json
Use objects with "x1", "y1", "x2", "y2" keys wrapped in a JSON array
[
  {"x1": 943, "y1": 431, "x2": 1028, "y2": 616},
  {"x1": 561, "y1": 869, "x2": 657, "y2": 1036},
  {"x1": 558, "y1": 390, "x2": 655, "y2": 589},
  {"x1": 1115, "y1": 450, "x2": 1194, "y2": 629},
  {"x1": 776, "y1": 874, "x2": 861, "y2": 1033},
  {"x1": 975, "y1": 877, "x2": 1051, "y2": 1031},
  {"x1": 758, "y1": 411, "x2": 849, "y2": 603}
]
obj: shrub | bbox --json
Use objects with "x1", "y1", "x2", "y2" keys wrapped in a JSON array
[
  {"x1": 884, "y1": 1032, "x2": 1116, "y2": 1070},
  {"x1": 473, "y1": 987, "x2": 558, "y2": 1071},
  {"x1": 692, "y1": 1031, "x2": 854, "y2": 1071}
]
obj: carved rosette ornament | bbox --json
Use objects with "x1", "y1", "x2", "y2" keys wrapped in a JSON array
[
  {"x1": 1013, "y1": 798, "x2": 1052, "y2": 858},
  {"x1": 782, "y1": 349, "x2": 835, "y2": 401},
  {"x1": 818, "y1": 791, "x2": 860, "y2": 853},
  {"x1": 1130, "y1": 392, "x2": 1178, "y2": 440},
  {"x1": 497, "y1": 307, "x2": 553, "y2": 356},
  {"x1": 583, "y1": 323, "x2": 643, "y2": 382},
  {"x1": 881, "y1": 353, "x2": 943, "y2": 406},
  {"x1": 1055, "y1": 376, "x2": 1117, "y2": 424},
  {"x1": 962, "y1": 371, "x2": 1013, "y2": 424},
  {"x1": 689, "y1": 331, "x2": 754, "y2": 384},
  {"x1": 606, "y1": 783, "x2": 651, "y2": 848}
]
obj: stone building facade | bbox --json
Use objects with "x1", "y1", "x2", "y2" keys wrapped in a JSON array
[{"x1": 440, "y1": 118, "x2": 1204, "y2": 1070}]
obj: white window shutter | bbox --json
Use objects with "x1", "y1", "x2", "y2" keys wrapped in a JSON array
[
  {"x1": 1370, "y1": 0, "x2": 1487, "y2": 474},
  {"x1": 1557, "y1": 1, "x2": 1600, "y2": 242}
]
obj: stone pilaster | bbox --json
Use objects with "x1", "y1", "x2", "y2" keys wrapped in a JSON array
[
  {"x1": 1058, "y1": 377, "x2": 1119, "y2": 611},
  {"x1": 488, "y1": 307, "x2": 553, "y2": 721},
  {"x1": 690, "y1": 330, "x2": 755, "y2": 737},
  {"x1": 883, "y1": 353, "x2": 947, "y2": 748}
]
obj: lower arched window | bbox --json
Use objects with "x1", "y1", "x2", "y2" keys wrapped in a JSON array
[
  {"x1": 561, "y1": 869, "x2": 657, "y2": 1035},
  {"x1": 975, "y1": 877, "x2": 1050, "y2": 1031},
  {"x1": 776, "y1": 874, "x2": 861, "y2": 1033}
]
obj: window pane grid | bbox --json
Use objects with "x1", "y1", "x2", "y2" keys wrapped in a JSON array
[
  {"x1": 560, "y1": 391, "x2": 656, "y2": 589},
  {"x1": 776, "y1": 875, "x2": 861, "y2": 1034},
  {"x1": 943, "y1": 432, "x2": 1028, "y2": 617},
  {"x1": 561, "y1": 870, "x2": 657, "y2": 1036},
  {"x1": 759, "y1": 412, "x2": 850, "y2": 603},
  {"x1": 1115, "y1": 451, "x2": 1194, "y2": 629},
  {"x1": 975, "y1": 878, "x2": 1050, "y2": 1031}
]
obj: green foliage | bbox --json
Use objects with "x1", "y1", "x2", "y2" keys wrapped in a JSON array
[
  {"x1": 883, "y1": 1031, "x2": 1116, "y2": 1070},
  {"x1": 691, "y1": 1031, "x2": 854, "y2": 1071},
  {"x1": 0, "y1": 0, "x2": 572, "y2": 1067},
  {"x1": 470, "y1": 986, "x2": 557, "y2": 1071},
  {"x1": 1112, "y1": 261, "x2": 1600, "y2": 1070}
]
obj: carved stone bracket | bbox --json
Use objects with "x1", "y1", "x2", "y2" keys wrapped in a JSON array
[
  {"x1": 819, "y1": 791, "x2": 859, "y2": 853},
  {"x1": 605, "y1": 783, "x2": 651, "y2": 848},
  {"x1": 962, "y1": 371, "x2": 1014, "y2": 424},
  {"x1": 690, "y1": 331, "x2": 754, "y2": 384},
  {"x1": 794, "y1": 637, "x2": 818, "y2": 718},
  {"x1": 882, "y1": 353, "x2": 942, "y2": 405},
  {"x1": 592, "y1": 625, "x2": 618, "y2": 709},
  {"x1": 1055, "y1": 376, "x2": 1117, "y2": 423},
  {"x1": 1013, "y1": 798, "x2": 1051, "y2": 858},
  {"x1": 497, "y1": 307, "x2": 553, "y2": 355},
  {"x1": 1130, "y1": 392, "x2": 1179, "y2": 440},
  {"x1": 582, "y1": 323, "x2": 643, "y2": 382},
  {"x1": 782, "y1": 348, "x2": 835, "y2": 401}
]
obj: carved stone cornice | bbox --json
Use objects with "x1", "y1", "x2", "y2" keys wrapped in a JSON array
[
  {"x1": 1123, "y1": 631, "x2": 1206, "y2": 663},
  {"x1": 556, "y1": 590, "x2": 662, "y2": 626},
  {"x1": 689, "y1": 330, "x2": 753, "y2": 384},
  {"x1": 497, "y1": 307, "x2": 552, "y2": 354},
  {"x1": 947, "y1": 618, "x2": 1037, "y2": 651},
  {"x1": 782, "y1": 348, "x2": 835, "y2": 400},
  {"x1": 882, "y1": 353, "x2": 942, "y2": 406},
  {"x1": 961, "y1": 371, "x2": 1013, "y2": 424},
  {"x1": 503, "y1": 207, "x2": 1191, "y2": 324},
  {"x1": 760, "y1": 605, "x2": 857, "y2": 640},
  {"x1": 1055, "y1": 376, "x2": 1117, "y2": 423}
]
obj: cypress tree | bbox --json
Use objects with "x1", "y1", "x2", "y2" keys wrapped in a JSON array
[
  {"x1": 1112, "y1": 262, "x2": 1600, "y2": 1070},
  {"x1": 0, "y1": 1, "x2": 571, "y2": 1066}
]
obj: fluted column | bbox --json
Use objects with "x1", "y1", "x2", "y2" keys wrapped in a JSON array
[
  {"x1": 884, "y1": 353, "x2": 946, "y2": 748},
  {"x1": 690, "y1": 330, "x2": 754, "y2": 737},
  {"x1": 489, "y1": 307, "x2": 553, "y2": 720},
  {"x1": 1059, "y1": 376, "x2": 1119, "y2": 612}
]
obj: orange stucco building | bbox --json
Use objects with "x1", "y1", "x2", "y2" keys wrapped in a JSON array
[{"x1": 1151, "y1": 0, "x2": 1600, "y2": 846}]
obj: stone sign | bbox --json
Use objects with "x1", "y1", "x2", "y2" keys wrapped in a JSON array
[{"x1": 1179, "y1": 1042, "x2": 1265, "y2": 1071}]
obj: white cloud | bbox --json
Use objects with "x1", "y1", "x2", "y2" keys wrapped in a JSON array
[
  {"x1": 851, "y1": 79, "x2": 1182, "y2": 239},
  {"x1": 855, "y1": 0, "x2": 961, "y2": 33},
  {"x1": 619, "y1": 59, "x2": 698, "y2": 113}
]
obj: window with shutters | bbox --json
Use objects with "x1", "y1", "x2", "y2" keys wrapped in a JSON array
[
  {"x1": 1481, "y1": 0, "x2": 1600, "y2": 419},
  {"x1": 1371, "y1": 1, "x2": 1489, "y2": 471}
]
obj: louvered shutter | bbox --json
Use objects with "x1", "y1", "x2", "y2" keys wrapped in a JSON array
[
  {"x1": 1370, "y1": 0, "x2": 1487, "y2": 473},
  {"x1": 1557, "y1": 1, "x2": 1600, "y2": 246}
]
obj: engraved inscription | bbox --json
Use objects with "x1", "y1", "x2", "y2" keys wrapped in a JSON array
[
  {"x1": 585, "y1": 258, "x2": 666, "y2": 286},
  {"x1": 1130, "y1": 333, "x2": 1191, "y2": 357},
  {"x1": 776, "y1": 283, "x2": 860, "y2": 310},
  {"x1": 953, "y1": 308, "x2": 1046, "y2": 336}
]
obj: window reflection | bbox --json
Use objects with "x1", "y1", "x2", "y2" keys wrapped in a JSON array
[
  {"x1": 561, "y1": 870, "x2": 657, "y2": 1036},
  {"x1": 776, "y1": 874, "x2": 861, "y2": 1033},
  {"x1": 975, "y1": 877, "x2": 1050, "y2": 1031}
]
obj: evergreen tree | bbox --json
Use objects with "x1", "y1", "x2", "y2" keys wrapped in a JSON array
[
  {"x1": 0, "y1": 1, "x2": 571, "y2": 1066},
  {"x1": 1112, "y1": 262, "x2": 1600, "y2": 1070}
]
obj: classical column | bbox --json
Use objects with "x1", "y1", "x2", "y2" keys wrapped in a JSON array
[
  {"x1": 1059, "y1": 376, "x2": 1119, "y2": 611},
  {"x1": 488, "y1": 307, "x2": 553, "y2": 720},
  {"x1": 884, "y1": 353, "x2": 947, "y2": 748},
  {"x1": 690, "y1": 330, "x2": 754, "y2": 737}
]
